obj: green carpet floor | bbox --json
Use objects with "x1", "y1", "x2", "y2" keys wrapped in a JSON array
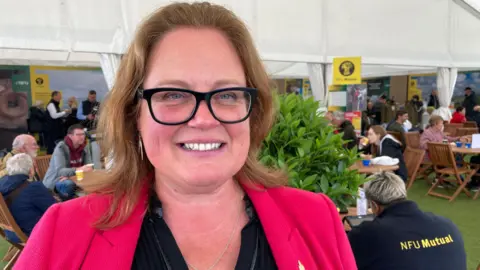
[{"x1": 0, "y1": 180, "x2": 478, "y2": 268}]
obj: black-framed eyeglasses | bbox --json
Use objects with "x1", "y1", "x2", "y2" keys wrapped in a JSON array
[{"x1": 137, "y1": 87, "x2": 258, "y2": 125}]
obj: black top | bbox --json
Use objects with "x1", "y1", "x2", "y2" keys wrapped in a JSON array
[
  {"x1": 131, "y1": 193, "x2": 278, "y2": 270},
  {"x1": 348, "y1": 201, "x2": 466, "y2": 270}
]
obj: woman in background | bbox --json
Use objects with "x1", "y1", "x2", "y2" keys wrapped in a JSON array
[
  {"x1": 64, "y1": 97, "x2": 79, "y2": 134},
  {"x1": 450, "y1": 106, "x2": 467, "y2": 124},
  {"x1": 420, "y1": 115, "x2": 460, "y2": 149},
  {"x1": 362, "y1": 125, "x2": 407, "y2": 182}
]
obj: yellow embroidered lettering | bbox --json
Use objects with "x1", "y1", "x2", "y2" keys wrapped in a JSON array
[
  {"x1": 429, "y1": 240, "x2": 437, "y2": 247},
  {"x1": 413, "y1": 241, "x2": 420, "y2": 249},
  {"x1": 439, "y1": 238, "x2": 446, "y2": 244},
  {"x1": 400, "y1": 242, "x2": 409, "y2": 250},
  {"x1": 448, "y1": 234, "x2": 453, "y2": 242},
  {"x1": 421, "y1": 239, "x2": 431, "y2": 248}
]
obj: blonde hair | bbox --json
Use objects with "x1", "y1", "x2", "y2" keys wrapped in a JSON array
[
  {"x1": 85, "y1": 2, "x2": 286, "y2": 229},
  {"x1": 428, "y1": 115, "x2": 444, "y2": 128},
  {"x1": 67, "y1": 97, "x2": 78, "y2": 108}
]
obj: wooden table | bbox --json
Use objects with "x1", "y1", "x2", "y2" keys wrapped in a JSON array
[
  {"x1": 349, "y1": 161, "x2": 399, "y2": 174},
  {"x1": 339, "y1": 207, "x2": 373, "y2": 231},
  {"x1": 452, "y1": 146, "x2": 480, "y2": 154}
]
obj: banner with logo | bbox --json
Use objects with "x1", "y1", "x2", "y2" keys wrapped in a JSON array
[
  {"x1": 332, "y1": 57, "x2": 362, "y2": 85},
  {"x1": 30, "y1": 66, "x2": 108, "y2": 109},
  {"x1": 408, "y1": 71, "x2": 480, "y2": 105},
  {"x1": 0, "y1": 65, "x2": 31, "y2": 149},
  {"x1": 328, "y1": 84, "x2": 363, "y2": 135}
]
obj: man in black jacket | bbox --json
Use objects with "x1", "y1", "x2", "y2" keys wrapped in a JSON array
[
  {"x1": 77, "y1": 90, "x2": 100, "y2": 130},
  {"x1": 332, "y1": 111, "x2": 358, "y2": 150},
  {"x1": 462, "y1": 87, "x2": 477, "y2": 121},
  {"x1": 348, "y1": 172, "x2": 466, "y2": 270}
]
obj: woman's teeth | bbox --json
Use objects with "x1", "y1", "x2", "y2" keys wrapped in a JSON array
[{"x1": 182, "y1": 143, "x2": 222, "y2": 151}]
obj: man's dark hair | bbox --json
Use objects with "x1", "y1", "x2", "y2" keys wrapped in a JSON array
[
  {"x1": 67, "y1": 124, "x2": 85, "y2": 134},
  {"x1": 88, "y1": 90, "x2": 97, "y2": 95},
  {"x1": 51, "y1": 91, "x2": 59, "y2": 98},
  {"x1": 396, "y1": 110, "x2": 407, "y2": 120},
  {"x1": 465, "y1": 87, "x2": 472, "y2": 91},
  {"x1": 456, "y1": 106, "x2": 465, "y2": 112}
]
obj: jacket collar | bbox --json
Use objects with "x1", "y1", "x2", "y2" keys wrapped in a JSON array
[
  {"x1": 243, "y1": 184, "x2": 300, "y2": 270},
  {"x1": 91, "y1": 180, "x2": 301, "y2": 270},
  {"x1": 378, "y1": 200, "x2": 420, "y2": 218}
]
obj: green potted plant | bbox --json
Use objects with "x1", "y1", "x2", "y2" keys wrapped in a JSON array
[{"x1": 259, "y1": 93, "x2": 366, "y2": 208}]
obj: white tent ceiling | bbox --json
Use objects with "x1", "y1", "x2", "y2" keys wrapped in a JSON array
[{"x1": 0, "y1": 0, "x2": 479, "y2": 78}]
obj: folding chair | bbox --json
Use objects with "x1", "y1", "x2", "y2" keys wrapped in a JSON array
[
  {"x1": 0, "y1": 194, "x2": 28, "y2": 270},
  {"x1": 427, "y1": 143, "x2": 476, "y2": 202},
  {"x1": 456, "y1": 128, "x2": 478, "y2": 137},
  {"x1": 404, "y1": 147, "x2": 426, "y2": 189},
  {"x1": 405, "y1": 132, "x2": 421, "y2": 149},
  {"x1": 35, "y1": 155, "x2": 51, "y2": 180}
]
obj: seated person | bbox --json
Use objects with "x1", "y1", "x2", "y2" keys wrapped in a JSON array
[
  {"x1": 348, "y1": 172, "x2": 466, "y2": 270},
  {"x1": 450, "y1": 106, "x2": 467, "y2": 124},
  {"x1": 0, "y1": 134, "x2": 39, "y2": 179},
  {"x1": 386, "y1": 110, "x2": 408, "y2": 150},
  {"x1": 0, "y1": 154, "x2": 56, "y2": 241},
  {"x1": 362, "y1": 125, "x2": 407, "y2": 182},
  {"x1": 332, "y1": 111, "x2": 358, "y2": 150},
  {"x1": 420, "y1": 115, "x2": 463, "y2": 150},
  {"x1": 43, "y1": 124, "x2": 97, "y2": 201}
]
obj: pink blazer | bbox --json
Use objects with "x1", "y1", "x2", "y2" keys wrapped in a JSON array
[{"x1": 15, "y1": 185, "x2": 356, "y2": 270}]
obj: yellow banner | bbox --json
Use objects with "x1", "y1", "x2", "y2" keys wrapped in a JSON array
[
  {"x1": 30, "y1": 73, "x2": 52, "y2": 106},
  {"x1": 332, "y1": 57, "x2": 362, "y2": 85}
]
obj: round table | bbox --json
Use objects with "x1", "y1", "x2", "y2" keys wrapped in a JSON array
[{"x1": 349, "y1": 161, "x2": 399, "y2": 174}]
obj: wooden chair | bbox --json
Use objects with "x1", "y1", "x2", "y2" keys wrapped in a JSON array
[
  {"x1": 456, "y1": 127, "x2": 478, "y2": 137},
  {"x1": 404, "y1": 147, "x2": 426, "y2": 189},
  {"x1": 463, "y1": 121, "x2": 477, "y2": 128},
  {"x1": 0, "y1": 194, "x2": 28, "y2": 269},
  {"x1": 35, "y1": 155, "x2": 51, "y2": 180},
  {"x1": 426, "y1": 143, "x2": 475, "y2": 202},
  {"x1": 387, "y1": 131, "x2": 402, "y2": 143},
  {"x1": 444, "y1": 123, "x2": 463, "y2": 137},
  {"x1": 405, "y1": 132, "x2": 421, "y2": 149}
]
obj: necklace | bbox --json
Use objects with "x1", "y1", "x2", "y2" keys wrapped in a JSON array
[{"x1": 186, "y1": 203, "x2": 243, "y2": 270}]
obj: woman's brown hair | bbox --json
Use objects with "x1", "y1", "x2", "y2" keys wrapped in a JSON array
[
  {"x1": 369, "y1": 125, "x2": 387, "y2": 139},
  {"x1": 83, "y1": 2, "x2": 287, "y2": 229}
]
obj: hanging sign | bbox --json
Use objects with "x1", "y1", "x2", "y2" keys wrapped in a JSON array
[{"x1": 332, "y1": 56, "x2": 362, "y2": 85}]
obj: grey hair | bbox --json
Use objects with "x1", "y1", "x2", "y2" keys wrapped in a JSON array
[
  {"x1": 11, "y1": 135, "x2": 26, "y2": 150},
  {"x1": 332, "y1": 111, "x2": 345, "y2": 120},
  {"x1": 364, "y1": 171, "x2": 407, "y2": 205},
  {"x1": 6, "y1": 153, "x2": 33, "y2": 176}
]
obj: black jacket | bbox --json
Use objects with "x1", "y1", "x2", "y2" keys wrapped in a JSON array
[
  {"x1": 463, "y1": 93, "x2": 477, "y2": 120},
  {"x1": 338, "y1": 120, "x2": 357, "y2": 150},
  {"x1": 378, "y1": 136, "x2": 407, "y2": 181},
  {"x1": 348, "y1": 201, "x2": 466, "y2": 270},
  {"x1": 427, "y1": 94, "x2": 440, "y2": 109},
  {"x1": 27, "y1": 107, "x2": 46, "y2": 133}
]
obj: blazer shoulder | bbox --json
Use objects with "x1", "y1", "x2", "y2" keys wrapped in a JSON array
[{"x1": 266, "y1": 186, "x2": 337, "y2": 222}]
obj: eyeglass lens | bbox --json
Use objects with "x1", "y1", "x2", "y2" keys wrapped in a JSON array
[{"x1": 149, "y1": 89, "x2": 252, "y2": 123}]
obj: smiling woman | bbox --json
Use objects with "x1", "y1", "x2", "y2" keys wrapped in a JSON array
[{"x1": 15, "y1": 2, "x2": 356, "y2": 270}]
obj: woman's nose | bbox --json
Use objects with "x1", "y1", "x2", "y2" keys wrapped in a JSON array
[{"x1": 187, "y1": 101, "x2": 220, "y2": 128}]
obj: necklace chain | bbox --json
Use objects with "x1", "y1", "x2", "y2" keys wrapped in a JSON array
[{"x1": 186, "y1": 204, "x2": 243, "y2": 270}]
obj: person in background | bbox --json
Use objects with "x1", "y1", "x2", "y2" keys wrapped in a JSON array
[
  {"x1": 386, "y1": 110, "x2": 408, "y2": 150},
  {"x1": 27, "y1": 100, "x2": 46, "y2": 146},
  {"x1": 362, "y1": 125, "x2": 407, "y2": 182},
  {"x1": 405, "y1": 95, "x2": 424, "y2": 128},
  {"x1": 16, "y1": 3, "x2": 356, "y2": 269},
  {"x1": 332, "y1": 111, "x2": 358, "y2": 150},
  {"x1": 77, "y1": 90, "x2": 100, "y2": 130},
  {"x1": 45, "y1": 91, "x2": 71, "y2": 154},
  {"x1": 0, "y1": 154, "x2": 56, "y2": 242},
  {"x1": 428, "y1": 90, "x2": 440, "y2": 109},
  {"x1": 43, "y1": 124, "x2": 96, "y2": 201},
  {"x1": 373, "y1": 95, "x2": 387, "y2": 124},
  {"x1": 0, "y1": 134, "x2": 39, "y2": 179},
  {"x1": 420, "y1": 116, "x2": 462, "y2": 150},
  {"x1": 450, "y1": 106, "x2": 467, "y2": 124},
  {"x1": 348, "y1": 171, "x2": 466, "y2": 270},
  {"x1": 462, "y1": 87, "x2": 477, "y2": 121},
  {"x1": 362, "y1": 101, "x2": 376, "y2": 135},
  {"x1": 64, "y1": 97, "x2": 79, "y2": 134}
]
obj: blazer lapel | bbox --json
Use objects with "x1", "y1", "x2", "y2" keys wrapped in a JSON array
[
  {"x1": 80, "y1": 188, "x2": 149, "y2": 269},
  {"x1": 244, "y1": 185, "x2": 300, "y2": 270}
]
